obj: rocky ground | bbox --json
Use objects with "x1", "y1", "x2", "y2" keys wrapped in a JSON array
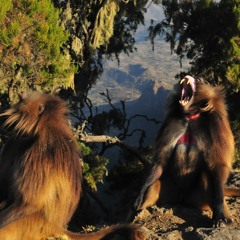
[
  {"x1": 133, "y1": 171, "x2": 240, "y2": 240},
  {"x1": 50, "y1": 171, "x2": 240, "y2": 240}
]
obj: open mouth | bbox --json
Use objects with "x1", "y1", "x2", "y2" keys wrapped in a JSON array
[{"x1": 179, "y1": 75, "x2": 196, "y2": 107}]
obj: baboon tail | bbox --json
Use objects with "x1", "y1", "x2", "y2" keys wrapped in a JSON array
[
  {"x1": 65, "y1": 224, "x2": 145, "y2": 240},
  {"x1": 224, "y1": 187, "x2": 240, "y2": 197}
]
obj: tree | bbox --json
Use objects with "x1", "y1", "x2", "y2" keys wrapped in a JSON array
[
  {"x1": 54, "y1": 0, "x2": 150, "y2": 101},
  {"x1": 149, "y1": 0, "x2": 240, "y2": 90},
  {"x1": 0, "y1": 0, "x2": 160, "y2": 104},
  {"x1": 0, "y1": 0, "x2": 74, "y2": 103},
  {"x1": 226, "y1": 2, "x2": 240, "y2": 92}
]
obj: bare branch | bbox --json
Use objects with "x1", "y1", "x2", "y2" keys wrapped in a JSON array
[
  {"x1": 79, "y1": 134, "x2": 120, "y2": 144},
  {"x1": 75, "y1": 126, "x2": 150, "y2": 167}
]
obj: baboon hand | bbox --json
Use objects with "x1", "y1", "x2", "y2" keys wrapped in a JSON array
[{"x1": 212, "y1": 211, "x2": 229, "y2": 228}]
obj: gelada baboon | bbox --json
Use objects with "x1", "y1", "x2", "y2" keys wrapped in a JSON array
[
  {"x1": 135, "y1": 75, "x2": 240, "y2": 227},
  {"x1": 0, "y1": 92, "x2": 143, "y2": 240}
]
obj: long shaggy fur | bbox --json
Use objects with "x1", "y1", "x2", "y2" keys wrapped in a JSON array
[
  {"x1": 0, "y1": 92, "x2": 143, "y2": 240},
  {"x1": 134, "y1": 77, "x2": 240, "y2": 227}
]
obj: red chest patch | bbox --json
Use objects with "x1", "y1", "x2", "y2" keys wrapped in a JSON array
[{"x1": 177, "y1": 128, "x2": 196, "y2": 145}]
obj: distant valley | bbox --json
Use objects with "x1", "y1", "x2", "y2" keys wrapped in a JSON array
[
  {"x1": 89, "y1": 39, "x2": 189, "y2": 106},
  {"x1": 87, "y1": 3, "x2": 190, "y2": 146}
]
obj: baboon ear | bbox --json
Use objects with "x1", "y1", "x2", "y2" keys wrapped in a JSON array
[{"x1": 38, "y1": 104, "x2": 45, "y2": 115}]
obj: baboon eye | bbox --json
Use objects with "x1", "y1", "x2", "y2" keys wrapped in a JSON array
[
  {"x1": 200, "y1": 99, "x2": 208, "y2": 108},
  {"x1": 38, "y1": 104, "x2": 45, "y2": 115}
]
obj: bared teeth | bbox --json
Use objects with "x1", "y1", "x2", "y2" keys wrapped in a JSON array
[
  {"x1": 179, "y1": 75, "x2": 196, "y2": 107},
  {"x1": 180, "y1": 75, "x2": 196, "y2": 92},
  {"x1": 180, "y1": 76, "x2": 193, "y2": 85},
  {"x1": 179, "y1": 99, "x2": 189, "y2": 106},
  {"x1": 180, "y1": 79, "x2": 189, "y2": 84},
  {"x1": 180, "y1": 79, "x2": 185, "y2": 84}
]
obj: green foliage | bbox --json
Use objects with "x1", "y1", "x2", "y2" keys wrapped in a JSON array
[
  {"x1": 90, "y1": 0, "x2": 119, "y2": 49},
  {"x1": 150, "y1": 0, "x2": 240, "y2": 90},
  {"x1": 54, "y1": 0, "x2": 149, "y2": 97},
  {"x1": 0, "y1": 0, "x2": 12, "y2": 22},
  {"x1": 227, "y1": 1, "x2": 240, "y2": 91},
  {"x1": 0, "y1": 20, "x2": 19, "y2": 46},
  {"x1": 0, "y1": 0, "x2": 74, "y2": 103},
  {"x1": 78, "y1": 142, "x2": 109, "y2": 191},
  {"x1": 231, "y1": 120, "x2": 240, "y2": 168}
]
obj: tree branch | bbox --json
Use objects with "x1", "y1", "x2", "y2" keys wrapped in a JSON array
[
  {"x1": 76, "y1": 128, "x2": 150, "y2": 167},
  {"x1": 79, "y1": 134, "x2": 120, "y2": 144}
]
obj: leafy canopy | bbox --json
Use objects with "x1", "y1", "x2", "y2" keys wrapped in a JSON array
[
  {"x1": 149, "y1": 0, "x2": 240, "y2": 91},
  {"x1": 0, "y1": 0, "x2": 74, "y2": 103}
]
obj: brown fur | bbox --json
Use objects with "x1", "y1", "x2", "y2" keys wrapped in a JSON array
[
  {"x1": 0, "y1": 92, "x2": 143, "y2": 240},
  {"x1": 134, "y1": 77, "x2": 240, "y2": 227}
]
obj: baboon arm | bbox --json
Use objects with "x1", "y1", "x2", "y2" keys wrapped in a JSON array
[
  {"x1": 134, "y1": 164, "x2": 163, "y2": 210},
  {"x1": 148, "y1": 117, "x2": 187, "y2": 186},
  {"x1": 135, "y1": 118, "x2": 187, "y2": 210}
]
